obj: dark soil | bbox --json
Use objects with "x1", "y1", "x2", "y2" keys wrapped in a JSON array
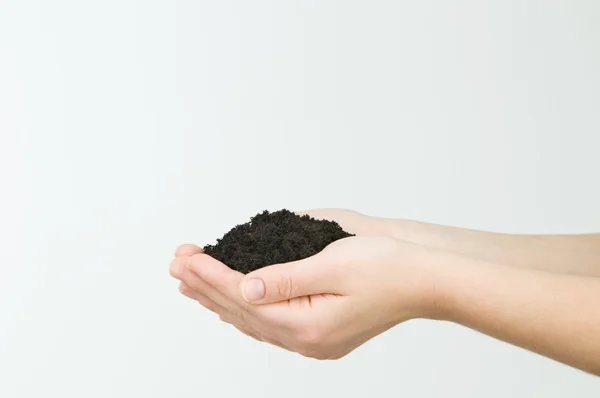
[{"x1": 203, "y1": 209, "x2": 354, "y2": 274}]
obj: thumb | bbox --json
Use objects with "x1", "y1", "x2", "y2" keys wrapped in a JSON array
[{"x1": 240, "y1": 254, "x2": 341, "y2": 304}]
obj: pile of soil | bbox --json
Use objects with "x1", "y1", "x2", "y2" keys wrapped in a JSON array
[{"x1": 203, "y1": 209, "x2": 354, "y2": 274}]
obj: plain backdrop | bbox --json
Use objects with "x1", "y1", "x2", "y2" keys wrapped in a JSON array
[{"x1": 1, "y1": 1, "x2": 599, "y2": 397}]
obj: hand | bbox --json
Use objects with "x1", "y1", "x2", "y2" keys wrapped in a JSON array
[
  {"x1": 295, "y1": 208, "x2": 396, "y2": 237},
  {"x1": 170, "y1": 235, "x2": 442, "y2": 359},
  {"x1": 170, "y1": 208, "x2": 600, "y2": 373}
]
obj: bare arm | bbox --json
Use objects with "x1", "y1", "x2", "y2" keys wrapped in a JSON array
[
  {"x1": 437, "y1": 253, "x2": 600, "y2": 375},
  {"x1": 381, "y1": 216, "x2": 600, "y2": 277},
  {"x1": 172, "y1": 209, "x2": 600, "y2": 375},
  {"x1": 299, "y1": 209, "x2": 600, "y2": 276}
]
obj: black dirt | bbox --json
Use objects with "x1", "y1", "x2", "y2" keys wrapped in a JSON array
[{"x1": 203, "y1": 209, "x2": 354, "y2": 274}]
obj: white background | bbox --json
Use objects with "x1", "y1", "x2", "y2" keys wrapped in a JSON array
[{"x1": 1, "y1": 1, "x2": 599, "y2": 397}]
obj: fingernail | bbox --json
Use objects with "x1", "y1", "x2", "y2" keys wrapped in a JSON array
[{"x1": 242, "y1": 278, "x2": 265, "y2": 302}]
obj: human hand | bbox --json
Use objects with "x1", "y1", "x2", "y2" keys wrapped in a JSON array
[
  {"x1": 294, "y1": 208, "x2": 396, "y2": 237},
  {"x1": 171, "y1": 208, "x2": 600, "y2": 372},
  {"x1": 170, "y1": 235, "x2": 442, "y2": 359}
]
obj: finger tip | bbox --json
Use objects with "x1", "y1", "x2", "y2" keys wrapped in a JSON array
[
  {"x1": 174, "y1": 243, "x2": 204, "y2": 257},
  {"x1": 169, "y1": 256, "x2": 187, "y2": 278},
  {"x1": 240, "y1": 277, "x2": 266, "y2": 304}
]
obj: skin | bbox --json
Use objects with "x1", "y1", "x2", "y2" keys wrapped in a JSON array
[{"x1": 168, "y1": 209, "x2": 600, "y2": 374}]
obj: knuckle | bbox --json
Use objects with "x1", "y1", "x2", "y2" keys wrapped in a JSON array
[
  {"x1": 276, "y1": 276, "x2": 294, "y2": 300},
  {"x1": 228, "y1": 307, "x2": 248, "y2": 326},
  {"x1": 237, "y1": 310, "x2": 247, "y2": 324},
  {"x1": 240, "y1": 299, "x2": 253, "y2": 314}
]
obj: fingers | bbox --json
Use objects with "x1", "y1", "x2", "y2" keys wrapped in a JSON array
[
  {"x1": 169, "y1": 256, "x2": 187, "y2": 279},
  {"x1": 178, "y1": 281, "x2": 199, "y2": 299},
  {"x1": 239, "y1": 252, "x2": 343, "y2": 304},
  {"x1": 181, "y1": 281, "x2": 290, "y2": 350},
  {"x1": 260, "y1": 335, "x2": 292, "y2": 351},
  {"x1": 172, "y1": 246, "x2": 341, "y2": 356},
  {"x1": 182, "y1": 255, "x2": 296, "y2": 348},
  {"x1": 231, "y1": 324, "x2": 263, "y2": 341},
  {"x1": 230, "y1": 325, "x2": 292, "y2": 351},
  {"x1": 174, "y1": 243, "x2": 203, "y2": 257},
  {"x1": 187, "y1": 254, "x2": 246, "y2": 306},
  {"x1": 178, "y1": 282, "x2": 224, "y2": 314},
  {"x1": 171, "y1": 256, "x2": 240, "y2": 312}
]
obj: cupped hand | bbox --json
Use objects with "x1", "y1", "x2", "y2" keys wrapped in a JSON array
[
  {"x1": 170, "y1": 224, "x2": 443, "y2": 359},
  {"x1": 295, "y1": 208, "x2": 397, "y2": 237}
]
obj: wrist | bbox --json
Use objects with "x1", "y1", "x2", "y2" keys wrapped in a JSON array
[
  {"x1": 385, "y1": 239, "x2": 457, "y2": 322},
  {"x1": 424, "y1": 253, "x2": 502, "y2": 324},
  {"x1": 402, "y1": 242, "x2": 469, "y2": 322}
]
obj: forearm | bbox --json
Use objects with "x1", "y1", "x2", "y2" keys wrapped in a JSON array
[
  {"x1": 383, "y1": 217, "x2": 600, "y2": 277},
  {"x1": 435, "y1": 254, "x2": 600, "y2": 375}
]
